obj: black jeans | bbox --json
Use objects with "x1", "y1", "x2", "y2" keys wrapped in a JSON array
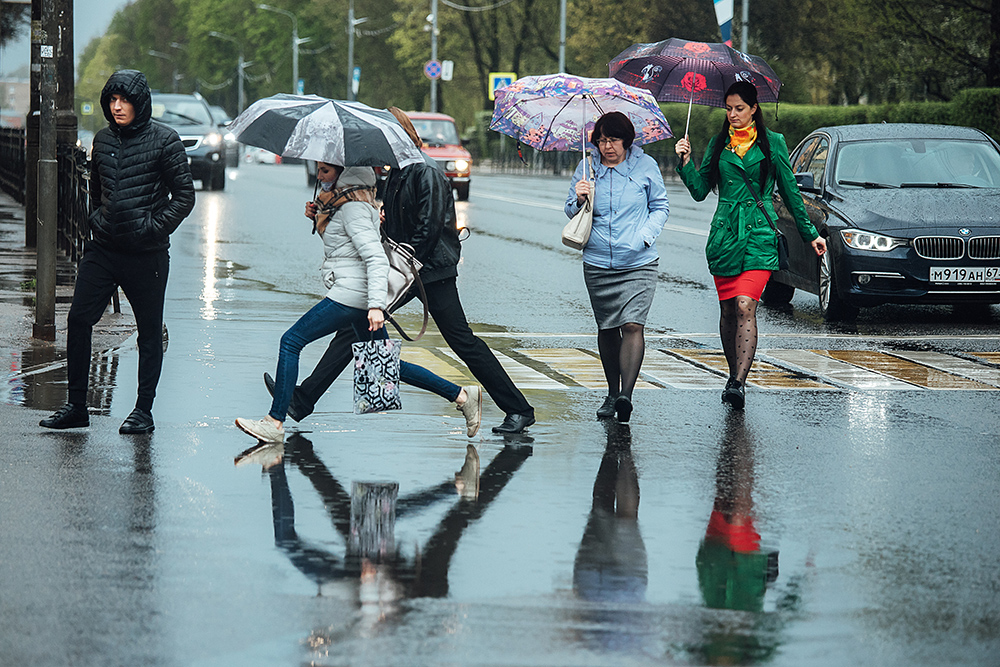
[
  {"x1": 67, "y1": 244, "x2": 169, "y2": 411},
  {"x1": 298, "y1": 277, "x2": 533, "y2": 418}
]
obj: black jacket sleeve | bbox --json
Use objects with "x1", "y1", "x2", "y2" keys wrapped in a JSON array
[{"x1": 155, "y1": 131, "x2": 196, "y2": 235}]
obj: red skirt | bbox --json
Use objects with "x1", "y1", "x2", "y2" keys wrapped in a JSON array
[{"x1": 714, "y1": 270, "x2": 772, "y2": 301}]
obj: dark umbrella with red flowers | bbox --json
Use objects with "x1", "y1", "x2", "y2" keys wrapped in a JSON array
[{"x1": 608, "y1": 38, "x2": 782, "y2": 136}]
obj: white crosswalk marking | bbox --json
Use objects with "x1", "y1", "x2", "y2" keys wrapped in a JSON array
[
  {"x1": 763, "y1": 349, "x2": 916, "y2": 390},
  {"x1": 399, "y1": 343, "x2": 1000, "y2": 392}
]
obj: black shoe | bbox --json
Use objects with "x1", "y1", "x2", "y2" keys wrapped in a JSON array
[
  {"x1": 614, "y1": 395, "x2": 633, "y2": 422},
  {"x1": 119, "y1": 408, "x2": 155, "y2": 434},
  {"x1": 722, "y1": 377, "x2": 736, "y2": 403},
  {"x1": 722, "y1": 381, "x2": 745, "y2": 410},
  {"x1": 263, "y1": 372, "x2": 311, "y2": 422},
  {"x1": 596, "y1": 395, "x2": 616, "y2": 419},
  {"x1": 492, "y1": 413, "x2": 535, "y2": 434},
  {"x1": 40, "y1": 403, "x2": 89, "y2": 429}
]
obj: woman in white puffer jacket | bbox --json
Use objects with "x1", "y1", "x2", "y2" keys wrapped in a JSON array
[{"x1": 236, "y1": 164, "x2": 477, "y2": 443}]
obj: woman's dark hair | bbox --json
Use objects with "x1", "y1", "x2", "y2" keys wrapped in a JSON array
[
  {"x1": 590, "y1": 111, "x2": 635, "y2": 150},
  {"x1": 707, "y1": 81, "x2": 772, "y2": 193}
]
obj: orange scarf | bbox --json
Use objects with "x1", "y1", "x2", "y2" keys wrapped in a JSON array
[{"x1": 727, "y1": 122, "x2": 757, "y2": 158}]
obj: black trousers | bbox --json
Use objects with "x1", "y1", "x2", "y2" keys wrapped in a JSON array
[
  {"x1": 298, "y1": 277, "x2": 533, "y2": 417},
  {"x1": 67, "y1": 244, "x2": 169, "y2": 412}
]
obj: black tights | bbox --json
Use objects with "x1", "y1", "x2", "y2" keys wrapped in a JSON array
[
  {"x1": 719, "y1": 296, "x2": 758, "y2": 384},
  {"x1": 597, "y1": 322, "x2": 645, "y2": 399}
]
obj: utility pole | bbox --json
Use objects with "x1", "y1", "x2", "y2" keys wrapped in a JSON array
[
  {"x1": 33, "y1": 0, "x2": 57, "y2": 340},
  {"x1": 429, "y1": 0, "x2": 439, "y2": 112},
  {"x1": 346, "y1": 0, "x2": 367, "y2": 100},
  {"x1": 741, "y1": 0, "x2": 748, "y2": 53},
  {"x1": 558, "y1": 0, "x2": 566, "y2": 73}
]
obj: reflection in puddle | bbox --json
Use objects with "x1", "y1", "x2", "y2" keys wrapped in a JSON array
[
  {"x1": 2, "y1": 346, "x2": 120, "y2": 414},
  {"x1": 236, "y1": 433, "x2": 531, "y2": 654},
  {"x1": 201, "y1": 194, "x2": 221, "y2": 321}
]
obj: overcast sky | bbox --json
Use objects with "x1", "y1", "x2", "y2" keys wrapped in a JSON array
[{"x1": 1, "y1": 0, "x2": 132, "y2": 76}]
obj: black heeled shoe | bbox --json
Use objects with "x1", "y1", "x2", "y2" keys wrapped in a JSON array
[
  {"x1": 596, "y1": 395, "x2": 616, "y2": 419},
  {"x1": 722, "y1": 380, "x2": 745, "y2": 410},
  {"x1": 614, "y1": 395, "x2": 633, "y2": 422}
]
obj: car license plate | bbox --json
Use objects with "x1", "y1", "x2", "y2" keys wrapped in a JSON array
[{"x1": 929, "y1": 266, "x2": 1000, "y2": 283}]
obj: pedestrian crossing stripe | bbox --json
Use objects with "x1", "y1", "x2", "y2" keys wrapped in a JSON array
[{"x1": 398, "y1": 347, "x2": 1000, "y2": 392}]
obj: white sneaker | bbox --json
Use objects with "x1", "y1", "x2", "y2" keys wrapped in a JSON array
[
  {"x1": 454, "y1": 444, "x2": 481, "y2": 499},
  {"x1": 457, "y1": 385, "x2": 482, "y2": 437},
  {"x1": 235, "y1": 416, "x2": 285, "y2": 443}
]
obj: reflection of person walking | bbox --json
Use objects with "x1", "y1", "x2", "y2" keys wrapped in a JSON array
[
  {"x1": 267, "y1": 108, "x2": 535, "y2": 435},
  {"x1": 40, "y1": 69, "x2": 195, "y2": 434},
  {"x1": 674, "y1": 82, "x2": 826, "y2": 409},
  {"x1": 565, "y1": 112, "x2": 669, "y2": 423}
]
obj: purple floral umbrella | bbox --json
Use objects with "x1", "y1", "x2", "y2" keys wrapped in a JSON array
[{"x1": 489, "y1": 73, "x2": 673, "y2": 154}]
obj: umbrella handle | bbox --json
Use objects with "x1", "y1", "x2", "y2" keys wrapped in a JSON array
[{"x1": 685, "y1": 94, "x2": 693, "y2": 139}]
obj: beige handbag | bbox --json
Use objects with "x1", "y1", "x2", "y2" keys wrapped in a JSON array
[{"x1": 562, "y1": 155, "x2": 595, "y2": 250}]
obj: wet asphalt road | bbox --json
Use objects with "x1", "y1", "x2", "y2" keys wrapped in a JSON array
[{"x1": 2, "y1": 163, "x2": 999, "y2": 666}]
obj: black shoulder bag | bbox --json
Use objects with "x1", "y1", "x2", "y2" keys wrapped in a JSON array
[{"x1": 737, "y1": 169, "x2": 789, "y2": 271}]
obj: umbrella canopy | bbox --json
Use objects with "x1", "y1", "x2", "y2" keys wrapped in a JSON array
[
  {"x1": 228, "y1": 94, "x2": 425, "y2": 169},
  {"x1": 489, "y1": 74, "x2": 673, "y2": 152},
  {"x1": 609, "y1": 38, "x2": 782, "y2": 109}
]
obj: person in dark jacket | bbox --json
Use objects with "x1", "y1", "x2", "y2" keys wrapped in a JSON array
[
  {"x1": 264, "y1": 107, "x2": 536, "y2": 435},
  {"x1": 40, "y1": 69, "x2": 195, "y2": 434}
]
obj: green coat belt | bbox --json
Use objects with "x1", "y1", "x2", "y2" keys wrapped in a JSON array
[{"x1": 678, "y1": 129, "x2": 818, "y2": 277}]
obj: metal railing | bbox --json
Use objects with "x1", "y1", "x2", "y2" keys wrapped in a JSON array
[
  {"x1": 56, "y1": 144, "x2": 90, "y2": 262},
  {"x1": 0, "y1": 127, "x2": 26, "y2": 203},
  {"x1": 0, "y1": 128, "x2": 90, "y2": 258}
]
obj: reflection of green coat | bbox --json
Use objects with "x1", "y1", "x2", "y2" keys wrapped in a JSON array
[{"x1": 678, "y1": 129, "x2": 818, "y2": 276}]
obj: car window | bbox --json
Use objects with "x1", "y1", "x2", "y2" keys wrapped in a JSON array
[
  {"x1": 409, "y1": 119, "x2": 460, "y2": 146},
  {"x1": 835, "y1": 138, "x2": 1000, "y2": 188},
  {"x1": 805, "y1": 138, "x2": 829, "y2": 186},
  {"x1": 151, "y1": 97, "x2": 213, "y2": 126},
  {"x1": 791, "y1": 138, "x2": 818, "y2": 174}
]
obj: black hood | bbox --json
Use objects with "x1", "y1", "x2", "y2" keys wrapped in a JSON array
[{"x1": 100, "y1": 69, "x2": 152, "y2": 132}]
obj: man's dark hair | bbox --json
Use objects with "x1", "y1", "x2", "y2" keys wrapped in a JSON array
[{"x1": 590, "y1": 111, "x2": 635, "y2": 150}]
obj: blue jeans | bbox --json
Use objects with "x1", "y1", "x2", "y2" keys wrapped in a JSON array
[{"x1": 270, "y1": 298, "x2": 461, "y2": 422}]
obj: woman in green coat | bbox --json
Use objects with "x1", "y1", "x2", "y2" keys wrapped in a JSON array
[{"x1": 674, "y1": 82, "x2": 826, "y2": 409}]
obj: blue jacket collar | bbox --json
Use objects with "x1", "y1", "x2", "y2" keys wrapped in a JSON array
[{"x1": 592, "y1": 144, "x2": 645, "y2": 177}]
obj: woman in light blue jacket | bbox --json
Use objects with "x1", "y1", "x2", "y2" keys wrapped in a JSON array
[{"x1": 565, "y1": 112, "x2": 669, "y2": 423}]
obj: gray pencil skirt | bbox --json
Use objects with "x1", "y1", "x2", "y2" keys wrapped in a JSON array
[{"x1": 583, "y1": 261, "x2": 658, "y2": 329}]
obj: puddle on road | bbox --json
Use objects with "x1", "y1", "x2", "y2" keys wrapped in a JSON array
[{"x1": 3, "y1": 346, "x2": 121, "y2": 414}]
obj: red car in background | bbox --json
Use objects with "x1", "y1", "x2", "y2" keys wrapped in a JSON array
[{"x1": 404, "y1": 111, "x2": 472, "y2": 200}]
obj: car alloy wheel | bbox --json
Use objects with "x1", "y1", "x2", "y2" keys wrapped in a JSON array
[{"x1": 818, "y1": 251, "x2": 859, "y2": 321}]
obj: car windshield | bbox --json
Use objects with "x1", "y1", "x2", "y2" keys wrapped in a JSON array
[
  {"x1": 835, "y1": 138, "x2": 1000, "y2": 189},
  {"x1": 151, "y1": 98, "x2": 213, "y2": 126},
  {"x1": 409, "y1": 119, "x2": 460, "y2": 146}
]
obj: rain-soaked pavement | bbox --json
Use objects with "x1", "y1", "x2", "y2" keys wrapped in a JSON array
[{"x1": 2, "y1": 164, "x2": 999, "y2": 666}]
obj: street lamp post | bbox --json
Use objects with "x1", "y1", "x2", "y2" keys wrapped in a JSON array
[
  {"x1": 347, "y1": 0, "x2": 368, "y2": 101},
  {"x1": 429, "y1": 0, "x2": 438, "y2": 112},
  {"x1": 148, "y1": 49, "x2": 180, "y2": 92},
  {"x1": 257, "y1": 4, "x2": 309, "y2": 94},
  {"x1": 209, "y1": 31, "x2": 250, "y2": 112}
]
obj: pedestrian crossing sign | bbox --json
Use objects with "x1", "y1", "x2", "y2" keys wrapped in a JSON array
[{"x1": 489, "y1": 72, "x2": 516, "y2": 101}]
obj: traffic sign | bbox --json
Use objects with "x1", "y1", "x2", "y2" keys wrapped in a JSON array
[
  {"x1": 424, "y1": 60, "x2": 442, "y2": 80},
  {"x1": 488, "y1": 72, "x2": 516, "y2": 100},
  {"x1": 352, "y1": 67, "x2": 361, "y2": 95},
  {"x1": 81, "y1": 102, "x2": 94, "y2": 116},
  {"x1": 441, "y1": 60, "x2": 454, "y2": 82}
]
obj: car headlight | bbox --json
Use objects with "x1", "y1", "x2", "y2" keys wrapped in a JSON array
[
  {"x1": 840, "y1": 229, "x2": 907, "y2": 252},
  {"x1": 203, "y1": 132, "x2": 223, "y2": 148},
  {"x1": 445, "y1": 160, "x2": 457, "y2": 171},
  {"x1": 454, "y1": 159, "x2": 470, "y2": 172}
]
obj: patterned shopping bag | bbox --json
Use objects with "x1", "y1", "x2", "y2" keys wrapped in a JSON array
[{"x1": 352, "y1": 338, "x2": 403, "y2": 414}]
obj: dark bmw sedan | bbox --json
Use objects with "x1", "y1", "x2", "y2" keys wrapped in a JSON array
[{"x1": 764, "y1": 123, "x2": 1000, "y2": 320}]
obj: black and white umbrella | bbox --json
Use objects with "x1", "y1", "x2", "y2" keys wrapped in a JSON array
[{"x1": 229, "y1": 94, "x2": 425, "y2": 169}]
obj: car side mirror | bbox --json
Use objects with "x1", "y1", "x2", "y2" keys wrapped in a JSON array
[{"x1": 795, "y1": 172, "x2": 819, "y2": 192}]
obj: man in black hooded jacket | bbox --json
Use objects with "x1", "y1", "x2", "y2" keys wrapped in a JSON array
[{"x1": 40, "y1": 69, "x2": 195, "y2": 434}]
